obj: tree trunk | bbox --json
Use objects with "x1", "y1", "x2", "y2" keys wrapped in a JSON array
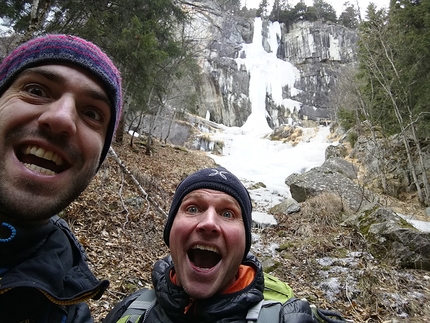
[
  {"x1": 24, "y1": 0, "x2": 50, "y2": 42},
  {"x1": 361, "y1": 37, "x2": 425, "y2": 203},
  {"x1": 164, "y1": 108, "x2": 177, "y2": 144},
  {"x1": 409, "y1": 121, "x2": 430, "y2": 206},
  {"x1": 116, "y1": 93, "x2": 132, "y2": 144}
]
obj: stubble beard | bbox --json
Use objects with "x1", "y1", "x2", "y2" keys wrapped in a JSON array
[
  {"x1": 0, "y1": 128, "x2": 99, "y2": 223},
  {"x1": 0, "y1": 165, "x2": 96, "y2": 223}
]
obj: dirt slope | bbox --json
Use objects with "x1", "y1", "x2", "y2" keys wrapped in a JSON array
[{"x1": 64, "y1": 134, "x2": 430, "y2": 322}]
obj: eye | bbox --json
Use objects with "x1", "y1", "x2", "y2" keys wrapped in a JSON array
[
  {"x1": 23, "y1": 84, "x2": 48, "y2": 97},
  {"x1": 186, "y1": 206, "x2": 199, "y2": 214},
  {"x1": 221, "y1": 210, "x2": 234, "y2": 219},
  {"x1": 82, "y1": 108, "x2": 103, "y2": 122}
]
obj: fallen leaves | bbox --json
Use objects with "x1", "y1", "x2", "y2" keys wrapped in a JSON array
[{"x1": 63, "y1": 134, "x2": 429, "y2": 322}]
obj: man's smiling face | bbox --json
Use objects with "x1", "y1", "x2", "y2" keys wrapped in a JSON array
[
  {"x1": 0, "y1": 64, "x2": 111, "y2": 224},
  {"x1": 169, "y1": 189, "x2": 246, "y2": 299}
]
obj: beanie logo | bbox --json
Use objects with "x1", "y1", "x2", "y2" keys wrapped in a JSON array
[{"x1": 209, "y1": 169, "x2": 228, "y2": 180}]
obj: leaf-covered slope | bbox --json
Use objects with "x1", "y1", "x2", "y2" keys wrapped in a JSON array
[{"x1": 64, "y1": 135, "x2": 430, "y2": 322}]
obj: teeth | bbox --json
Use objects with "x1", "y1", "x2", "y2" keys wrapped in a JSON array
[
  {"x1": 192, "y1": 245, "x2": 220, "y2": 254},
  {"x1": 35, "y1": 147, "x2": 45, "y2": 158},
  {"x1": 23, "y1": 145, "x2": 63, "y2": 166},
  {"x1": 24, "y1": 163, "x2": 56, "y2": 175}
]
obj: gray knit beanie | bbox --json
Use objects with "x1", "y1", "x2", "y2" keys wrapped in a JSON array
[
  {"x1": 0, "y1": 34, "x2": 122, "y2": 168},
  {"x1": 164, "y1": 167, "x2": 253, "y2": 257}
]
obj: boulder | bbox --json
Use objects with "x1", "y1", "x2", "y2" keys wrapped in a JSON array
[
  {"x1": 285, "y1": 158, "x2": 374, "y2": 212},
  {"x1": 321, "y1": 157, "x2": 358, "y2": 180},
  {"x1": 269, "y1": 198, "x2": 301, "y2": 215},
  {"x1": 325, "y1": 144, "x2": 348, "y2": 159},
  {"x1": 344, "y1": 207, "x2": 430, "y2": 270}
]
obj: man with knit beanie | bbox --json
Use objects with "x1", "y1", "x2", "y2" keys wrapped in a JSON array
[
  {"x1": 105, "y1": 167, "x2": 323, "y2": 323},
  {"x1": 0, "y1": 34, "x2": 122, "y2": 322},
  {"x1": 104, "y1": 166, "x2": 264, "y2": 322}
]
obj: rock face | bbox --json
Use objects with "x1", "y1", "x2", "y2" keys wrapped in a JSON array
[
  {"x1": 268, "y1": 197, "x2": 301, "y2": 215},
  {"x1": 286, "y1": 153, "x2": 430, "y2": 271},
  {"x1": 183, "y1": 1, "x2": 358, "y2": 128},
  {"x1": 285, "y1": 157, "x2": 372, "y2": 212},
  {"x1": 280, "y1": 21, "x2": 358, "y2": 65},
  {"x1": 329, "y1": 123, "x2": 430, "y2": 200},
  {"x1": 184, "y1": 1, "x2": 254, "y2": 127},
  {"x1": 344, "y1": 207, "x2": 430, "y2": 270},
  {"x1": 134, "y1": 3, "x2": 359, "y2": 142},
  {"x1": 279, "y1": 21, "x2": 358, "y2": 120}
]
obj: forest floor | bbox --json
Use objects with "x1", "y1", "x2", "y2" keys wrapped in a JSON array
[{"x1": 64, "y1": 133, "x2": 430, "y2": 322}]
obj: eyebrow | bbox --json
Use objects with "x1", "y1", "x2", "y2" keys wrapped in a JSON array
[{"x1": 18, "y1": 66, "x2": 112, "y2": 106}]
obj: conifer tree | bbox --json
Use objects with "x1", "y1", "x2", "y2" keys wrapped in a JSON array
[{"x1": 357, "y1": 1, "x2": 430, "y2": 205}]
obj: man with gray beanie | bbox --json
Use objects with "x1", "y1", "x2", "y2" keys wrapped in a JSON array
[
  {"x1": 104, "y1": 167, "x2": 322, "y2": 323},
  {"x1": 0, "y1": 34, "x2": 122, "y2": 322}
]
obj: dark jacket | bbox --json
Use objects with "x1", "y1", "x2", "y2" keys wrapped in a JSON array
[
  {"x1": 0, "y1": 216, "x2": 109, "y2": 323},
  {"x1": 104, "y1": 253, "x2": 319, "y2": 323},
  {"x1": 104, "y1": 253, "x2": 265, "y2": 323}
]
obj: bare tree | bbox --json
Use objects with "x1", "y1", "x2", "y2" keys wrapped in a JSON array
[
  {"x1": 359, "y1": 14, "x2": 430, "y2": 205},
  {"x1": 23, "y1": 0, "x2": 51, "y2": 41},
  {"x1": 332, "y1": 65, "x2": 388, "y2": 193}
]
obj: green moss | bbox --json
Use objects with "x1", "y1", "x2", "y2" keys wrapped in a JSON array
[
  {"x1": 122, "y1": 281, "x2": 141, "y2": 294},
  {"x1": 347, "y1": 131, "x2": 358, "y2": 148},
  {"x1": 277, "y1": 230, "x2": 288, "y2": 237},
  {"x1": 277, "y1": 242, "x2": 296, "y2": 251},
  {"x1": 356, "y1": 206, "x2": 380, "y2": 235},
  {"x1": 333, "y1": 248, "x2": 349, "y2": 258},
  {"x1": 173, "y1": 145, "x2": 188, "y2": 152},
  {"x1": 398, "y1": 217, "x2": 414, "y2": 229},
  {"x1": 263, "y1": 261, "x2": 281, "y2": 272},
  {"x1": 248, "y1": 182, "x2": 267, "y2": 190}
]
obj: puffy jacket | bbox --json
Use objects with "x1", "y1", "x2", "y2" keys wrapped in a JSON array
[
  {"x1": 104, "y1": 253, "x2": 265, "y2": 323},
  {"x1": 104, "y1": 253, "x2": 319, "y2": 323},
  {"x1": 0, "y1": 216, "x2": 109, "y2": 323}
]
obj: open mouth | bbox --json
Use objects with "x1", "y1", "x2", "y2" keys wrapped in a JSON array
[
  {"x1": 16, "y1": 145, "x2": 68, "y2": 175},
  {"x1": 188, "y1": 245, "x2": 222, "y2": 270}
]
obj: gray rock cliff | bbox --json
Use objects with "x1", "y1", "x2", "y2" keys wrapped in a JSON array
[{"x1": 184, "y1": 2, "x2": 358, "y2": 128}]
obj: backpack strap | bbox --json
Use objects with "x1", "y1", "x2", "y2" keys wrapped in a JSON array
[
  {"x1": 246, "y1": 300, "x2": 281, "y2": 322},
  {"x1": 247, "y1": 298, "x2": 349, "y2": 323},
  {"x1": 117, "y1": 289, "x2": 156, "y2": 323},
  {"x1": 246, "y1": 299, "x2": 264, "y2": 322}
]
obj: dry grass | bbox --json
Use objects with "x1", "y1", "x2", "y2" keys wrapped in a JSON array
[{"x1": 64, "y1": 135, "x2": 430, "y2": 322}]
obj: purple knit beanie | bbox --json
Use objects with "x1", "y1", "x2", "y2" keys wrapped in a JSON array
[
  {"x1": 164, "y1": 167, "x2": 253, "y2": 258},
  {"x1": 0, "y1": 34, "x2": 122, "y2": 167}
]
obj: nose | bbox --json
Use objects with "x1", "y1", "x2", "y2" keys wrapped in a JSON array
[
  {"x1": 196, "y1": 207, "x2": 220, "y2": 234},
  {"x1": 38, "y1": 95, "x2": 78, "y2": 136}
]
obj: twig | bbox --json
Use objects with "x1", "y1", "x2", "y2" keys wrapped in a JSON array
[
  {"x1": 119, "y1": 171, "x2": 130, "y2": 229},
  {"x1": 108, "y1": 147, "x2": 168, "y2": 218}
]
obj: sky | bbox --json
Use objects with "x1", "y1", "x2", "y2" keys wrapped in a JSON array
[
  {"x1": 205, "y1": 16, "x2": 430, "y2": 232},
  {"x1": 241, "y1": 0, "x2": 389, "y2": 18}
]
